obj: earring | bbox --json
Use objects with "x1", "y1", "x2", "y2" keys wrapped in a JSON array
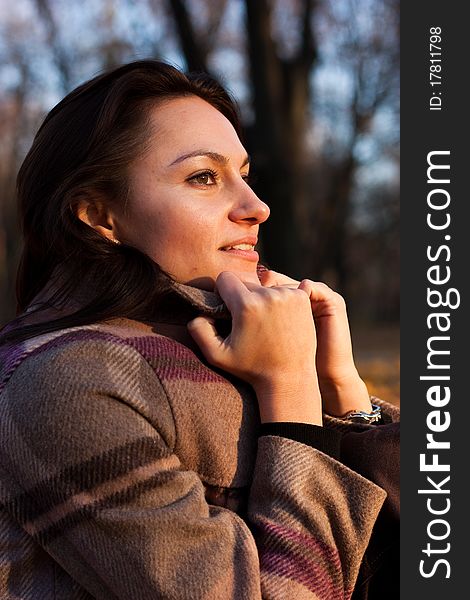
[{"x1": 111, "y1": 238, "x2": 121, "y2": 245}]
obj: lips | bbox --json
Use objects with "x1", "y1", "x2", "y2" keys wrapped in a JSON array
[
  {"x1": 221, "y1": 243, "x2": 255, "y2": 251},
  {"x1": 219, "y1": 237, "x2": 259, "y2": 262},
  {"x1": 219, "y1": 237, "x2": 258, "y2": 252}
]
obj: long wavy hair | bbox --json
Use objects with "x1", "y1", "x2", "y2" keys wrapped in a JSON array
[{"x1": 1, "y1": 60, "x2": 242, "y2": 344}]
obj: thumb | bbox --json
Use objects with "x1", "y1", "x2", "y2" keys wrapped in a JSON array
[{"x1": 187, "y1": 316, "x2": 226, "y2": 366}]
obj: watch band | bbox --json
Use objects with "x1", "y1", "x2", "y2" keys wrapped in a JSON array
[{"x1": 338, "y1": 403, "x2": 382, "y2": 424}]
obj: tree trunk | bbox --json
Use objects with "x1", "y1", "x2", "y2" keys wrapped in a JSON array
[
  {"x1": 244, "y1": 0, "x2": 317, "y2": 277},
  {"x1": 312, "y1": 156, "x2": 355, "y2": 294}
]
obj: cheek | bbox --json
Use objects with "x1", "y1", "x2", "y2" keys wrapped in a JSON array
[{"x1": 132, "y1": 200, "x2": 221, "y2": 258}]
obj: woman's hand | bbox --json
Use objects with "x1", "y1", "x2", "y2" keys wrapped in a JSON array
[
  {"x1": 258, "y1": 269, "x2": 371, "y2": 417},
  {"x1": 188, "y1": 271, "x2": 323, "y2": 425}
]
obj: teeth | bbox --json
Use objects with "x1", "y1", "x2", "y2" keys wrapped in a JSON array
[{"x1": 223, "y1": 244, "x2": 254, "y2": 251}]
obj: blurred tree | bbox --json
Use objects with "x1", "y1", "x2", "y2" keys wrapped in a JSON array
[
  {"x1": 0, "y1": 14, "x2": 43, "y2": 322},
  {"x1": 162, "y1": 0, "x2": 229, "y2": 71},
  {"x1": 310, "y1": 0, "x2": 399, "y2": 297},
  {"x1": 244, "y1": 0, "x2": 317, "y2": 276},
  {"x1": 34, "y1": 0, "x2": 73, "y2": 92}
]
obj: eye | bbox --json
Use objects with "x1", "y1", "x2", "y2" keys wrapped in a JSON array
[{"x1": 187, "y1": 169, "x2": 218, "y2": 186}]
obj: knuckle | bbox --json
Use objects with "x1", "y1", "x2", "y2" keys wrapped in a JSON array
[
  {"x1": 293, "y1": 288, "x2": 309, "y2": 300},
  {"x1": 205, "y1": 345, "x2": 226, "y2": 369},
  {"x1": 262, "y1": 291, "x2": 281, "y2": 309},
  {"x1": 239, "y1": 296, "x2": 261, "y2": 317},
  {"x1": 296, "y1": 291, "x2": 314, "y2": 311},
  {"x1": 332, "y1": 291, "x2": 346, "y2": 308},
  {"x1": 217, "y1": 271, "x2": 230, "y2": 283},
  {"x1": 313, "y1": 280, "x2": 343, "y2": 302}
]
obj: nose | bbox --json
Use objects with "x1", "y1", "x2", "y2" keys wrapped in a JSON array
[{"x1": 228, "y1": 183, "x2": 270, "y2": 225}]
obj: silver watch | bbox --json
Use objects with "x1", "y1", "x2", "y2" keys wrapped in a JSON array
[{"x1": 339, "y1": 404, "x2": 382, "y2": 424}]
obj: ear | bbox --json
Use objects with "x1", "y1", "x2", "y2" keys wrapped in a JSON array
[{"x1": 75, "y1": 197, "x2": 119, "y2": 243}]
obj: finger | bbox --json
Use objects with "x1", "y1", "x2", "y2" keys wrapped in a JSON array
[
  {"x1": 257, "y1": 268, "x2": 300, "y2": 288},
  {"x1": 214, "y1": 271, "x2": 252, "y2": 313},
  {"x1": 298, "y1": 279, "x2": 336, "y2": 301},
  {"x1": 298, "y1": 280, "x2": 347, "y2": 315},
  {"x1": 187, "y1": 316, "x2": 226, "y2": 365}
]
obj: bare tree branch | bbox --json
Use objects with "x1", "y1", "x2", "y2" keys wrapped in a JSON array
[
  {"x1": 297, "y1": 0, "x2": 317, "y2": 68},
  {"x1": 165, "y1": 0, "x2": 209, "y2": 71},
  {"x1": 34, "y1": 0, "x2": 72, "y2": 92}
]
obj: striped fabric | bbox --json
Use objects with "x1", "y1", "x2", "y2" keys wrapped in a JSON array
[{"x1": 0, "y1": 283, "x2": 397, "y2": 599}]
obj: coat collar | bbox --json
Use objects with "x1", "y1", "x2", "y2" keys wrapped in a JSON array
[
  {"x1": 17, "y1": 267, "x2": 232, "y2": 334},
  {"x1": 138, "y1": 280, "x2": 231, "y2": 327},
  {"x1": 167, "y1": 281, "x2": 230, "y2": 318}
]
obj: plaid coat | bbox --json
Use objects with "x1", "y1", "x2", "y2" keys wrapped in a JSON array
[{"x1": 0, "y1": 282, "x2": 399, "y2": 599}]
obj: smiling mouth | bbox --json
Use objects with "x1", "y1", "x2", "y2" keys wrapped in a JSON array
[
  {"x1": 220, "y1": 243, "x2": 255, "y2": 251},
  {"x1": 219, "y1": 244, "x2": 259, "y2": 262}
]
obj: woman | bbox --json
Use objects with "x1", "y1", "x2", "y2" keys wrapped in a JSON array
[{"x1": 0, "y1": 60, "x2": 399, "y2": 599}]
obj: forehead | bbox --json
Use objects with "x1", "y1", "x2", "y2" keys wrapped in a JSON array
[{"x1": 147, "y1": 96, "x2": 245, "y2": 164}]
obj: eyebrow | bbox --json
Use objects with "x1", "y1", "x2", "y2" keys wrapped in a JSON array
[{"x1": 168, "y1": 150, "x2": 250, "y2": 168}]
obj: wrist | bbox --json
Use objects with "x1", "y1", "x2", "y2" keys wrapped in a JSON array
[
  {"x1": 253, "y1": 373, "x2": 323, "y2": 426},
  {"x1": 319, "y1": 371, "x2": 371, "y2": 417}
]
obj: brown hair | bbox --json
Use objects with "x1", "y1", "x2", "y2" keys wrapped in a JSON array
[{"x1": 2, "y1": 60, "x2": 242, "y2": 343}]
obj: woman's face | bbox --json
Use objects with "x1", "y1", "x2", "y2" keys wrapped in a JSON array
[{"x1": 114, "y1": 96, "x2": 270, "y2": 290}]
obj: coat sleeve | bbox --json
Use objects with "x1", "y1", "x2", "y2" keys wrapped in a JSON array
[{"x1": 0, "y1": 338, "x2": 386, "y2": 600}]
